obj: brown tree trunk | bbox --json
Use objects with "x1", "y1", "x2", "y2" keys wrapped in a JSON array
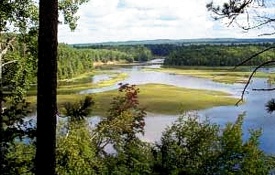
[{"x1": 35, "y1": 0, "x2": 58, "y2": 174}]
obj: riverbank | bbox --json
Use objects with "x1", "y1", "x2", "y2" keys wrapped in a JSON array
[
  {"x1": 145, "y1": 66, "x2": 275, "y2": 84},
  {"x1": 27, "y1": 71, "x2": 128, "y2": 95}
]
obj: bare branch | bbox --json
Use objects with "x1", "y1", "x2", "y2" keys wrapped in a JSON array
[
  {"x1": 258, "y1": 31, "x2": 275, "y2": 36},
  {"x1": 207, "y1": 0, "x2": 275, "y2": 35},
  {"x1": 2, "y1": 60, "x2": 18, "y2": 67},
  {"x1": 252, "y1": 87, "x2": 275, "y2": 91},
  {"x1": 236, "y1": 60, "x2": 275, "y2": 106},
  {"x1": 0, "y1": 37, "x2": 16, "y2": 56}
]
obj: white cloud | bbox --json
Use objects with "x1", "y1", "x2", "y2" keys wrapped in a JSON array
[{"x1": 58, "y1": 0, "x2": 275, "y2": 44}]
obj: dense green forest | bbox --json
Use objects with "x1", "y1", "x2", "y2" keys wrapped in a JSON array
[
  {"x1": 57, "y1": 44, "x2": 133, "y2": 79},
  {"x1": 73, "y1": 42, "x2": 275, "y2": 66},
  {"x1": 164, "y1": 44, "x2": 275, "y2": 66},
  {"x1": 57, "y1": 44, "x2": 154, "y2": 79},
  {"x1": 73, "y1": 44, "x2": 153, "y2": 62}
]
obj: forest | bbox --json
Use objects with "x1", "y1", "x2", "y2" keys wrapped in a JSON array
[
  {"x1": 1, "y1": 0, "x2": 275, "y2": 175},
  {"x1": 3, "y1": 36, "x2": 275, "y2": 175},
  {"x1": 163, "y1": 44, "x2": 275, "y2": 66},
  {"x1": 3, "y1": 30, "x2": 275, "y2": 175},
  {"x1": 2, "y1": 36, "x2": 275, "y2": 175}
]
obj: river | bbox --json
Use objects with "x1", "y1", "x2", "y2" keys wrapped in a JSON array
[{"x1": 84, "y1": 60, "x2": 275, "y2": 154}]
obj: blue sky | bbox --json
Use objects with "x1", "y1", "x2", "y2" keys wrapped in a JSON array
[{"x1": 58, "y1": 0, "x2": 275, "y2": 44}]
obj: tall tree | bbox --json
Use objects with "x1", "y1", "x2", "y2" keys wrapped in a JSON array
[
  {"x1": 35, "y1": 0, "x2": 90, "y2": 174},
  {"x1": 35, "y1": 0, "x2": 58, "y2": 174}
]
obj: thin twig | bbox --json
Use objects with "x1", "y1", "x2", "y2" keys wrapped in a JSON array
[
  {"x1": 236, "y1": 60, "x2": 275, "y2": 106},
  {"x1": 2, "y1": 60, "x2": 17, "y2": 67},
  {"x1": 258, "y1": 31, "x2": 275, "y2": 36},
  {"x1": 252, "y1": 87, "x2": 275, "y2": 91}
]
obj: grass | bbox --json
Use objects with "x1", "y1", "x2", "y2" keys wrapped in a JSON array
[
  {"x1": 88, "y1": 84, "x2": 238, "y2": 115},
  {"x1": 145, "y1": 66, "x2": 275, "y2": 84},
  {"x1": 27, "y1": 83, "x2": 239, "y2": 116},
  {"x1": 58, "y1": 72, "x2": 95, "y2": 84},
  {"x1": 28, "y1": 72, "x2": 128, "y2": 95}
]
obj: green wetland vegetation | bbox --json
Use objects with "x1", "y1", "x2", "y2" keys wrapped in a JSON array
[
  {"x1": 27, "y1": 74, "x2": 237, "y2": 115},
  {"x1": 79, "y1": 83, "x2": 237, "y2": 115}
]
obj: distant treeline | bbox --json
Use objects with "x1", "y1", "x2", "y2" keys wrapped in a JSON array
[
  {"x1": 58, "y1": 44, "x2": 139, "y2": 79},
  {"x1": 163, "y1": 44, "x2": 275, "y2": 66},
  {"x1": 58, "y1": 44, "x2": 155, "y2": 79},
  {"x1": 70, "y1": 42, "x2": 275, "y2": 70},
  {"x1": 73, "y1": 44, "x2": 153, "y2": 62}
]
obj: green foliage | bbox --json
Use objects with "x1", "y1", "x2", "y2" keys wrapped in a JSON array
[
  {"x1": 58, "y1": 0, "x2": 90, "y2": 31},
  {"x1": 1, "y1": 97, "x2": 35, "y2": 174},
  {"x1": 57, "y1": 95, "x2": 100, "y2": 174},
  {"x1": 4, "y1": 142, "x2": 35, "y2": 175},
  {"x1": 57, "y1": 44, "x2": 133, "y2": 79},
  {"x1": 215, "y1": 115, "x2": 270, "y2": 174},
  {"x1": 94, "y1": 83, "x2": 152, "y2": 174},
  {"x1": 153, "y1": 114, "x2": 220, "y2": 175},
  {"x1": 145, "y1": 44, "x2": 179, "y2": 56},
  {"x1": 164, "y1": 44, "x2": 275, "y2": 67},
  {"x1": 56, "y1": 122, "x2": 101, "y2": 175},
  {"x1": 103, "y1": 141, "x2": 153, "y2": 175},
  {"x1": 153, "y1": 113, "x2": 274, "y2": 175},
  {"x1": 0, "y1": 0, "x2": 38, "y2": 33},
  {"x1": 74, "y1": 44, "x2": 153, "y2": 62},
  {"x1": 63, "y1": 95, "x2": 94, "y2": 122},
  {"x1": 95, "y1": 83, "x2": 146, "y2": 155},
  {"x1": 57, "y1": 44, "x2": 94, "y2": 79}
]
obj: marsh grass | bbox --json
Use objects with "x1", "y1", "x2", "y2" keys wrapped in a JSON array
[
  {"x1": 25, "y1": 84, "x2": 237, "y2": 116},
  {"x1": 26, "y1": 84, "x2": 237, "y2": 115},
  {"x1": 27, "y1": 72, "x2": 128, "y2": 95},
  {"x1": 146, "y1": 67, "x2": 275, "y2": 84}
]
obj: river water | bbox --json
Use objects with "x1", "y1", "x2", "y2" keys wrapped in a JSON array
[{"x1": 82, "y1": 61, "x2": 275, "y2": 154}]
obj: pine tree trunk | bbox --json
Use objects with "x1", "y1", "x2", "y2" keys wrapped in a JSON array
[{"x1": 35, "y1": 0, "x2": 58, "y2": 174}]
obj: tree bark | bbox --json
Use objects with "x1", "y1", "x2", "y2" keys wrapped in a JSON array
[{"x1": 35, "y1": 0, "x2": 58, "y2": 174}]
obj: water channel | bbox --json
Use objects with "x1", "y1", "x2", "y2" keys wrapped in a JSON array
[{"x1": 84, "y1": 60, "x2": 275, "y2": 154}]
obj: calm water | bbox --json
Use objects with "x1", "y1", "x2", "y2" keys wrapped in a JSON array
[{"x1": 82, "y1": 62, "x2": 275, "y2": 154}]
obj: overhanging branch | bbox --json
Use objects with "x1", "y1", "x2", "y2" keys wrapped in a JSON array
[{"x1": 236, "y1": 60, "x2": 275, "y2": 106}]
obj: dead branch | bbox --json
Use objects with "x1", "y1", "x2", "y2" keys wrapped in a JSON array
[
  {"x1": 236, "y1": 60, "x2": 275, "y2": 106},
  {"x1": 0, "y1": 37, "x2": 16, "y2": 57},
  {"x1": 252, "y1": 87, "x2": 275, "y2": 91}
]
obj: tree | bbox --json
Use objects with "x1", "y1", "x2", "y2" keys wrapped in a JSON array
[
  {"x1": 94, "y1": 83, "x2": 146, "y2": 156},
  {"x1": 153, "y1": 113, "x2": 273, "y2": 174},
  {"x1": 0, "y1": 0, "x2": 90, "y2": 173},
  {"x1": 35, "y1": 0, "x2": 90, "y2": 174},
  {"x1": 207, "y1": 0, "x2": 275, "y2": 112},
  {"x1": 0, "y1": 1, "x2": 38, "y2": 173},
  {"x1": 35, "y1": 0, "x2": 58, "y2": 174}
]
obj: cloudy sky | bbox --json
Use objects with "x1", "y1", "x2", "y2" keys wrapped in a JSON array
[{"x1": 58, "y1": 0, "x2": 275, "y2": 44}]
